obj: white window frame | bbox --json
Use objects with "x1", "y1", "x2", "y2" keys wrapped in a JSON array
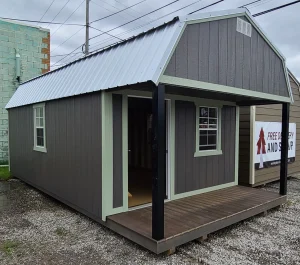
[
  {"x1": 195, "y1": 104, "x2": 222, "y2": 157},
  {"x1": 33, "y1": 103, "x2": 47, "y2": 153}
]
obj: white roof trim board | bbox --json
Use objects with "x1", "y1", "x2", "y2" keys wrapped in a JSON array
[{"x1": 6, "y1": 8, "x2": 292, "y2": 109}]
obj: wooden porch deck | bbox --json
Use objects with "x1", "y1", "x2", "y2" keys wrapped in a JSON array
[{"x1": 106, "y1": 186, "x2": 286, "y2": 254}]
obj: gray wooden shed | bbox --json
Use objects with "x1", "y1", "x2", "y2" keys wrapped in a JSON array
[{"x1": 6, "y1": 9, "x2": 292, "y2": 254}]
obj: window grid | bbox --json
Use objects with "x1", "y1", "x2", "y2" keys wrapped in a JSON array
[
  {"x1": 34, "y1": 106, "x2": 45, "y2": 148},
  {"x1": 199, "y1": 107, "x2": 218, "y2": 151}
]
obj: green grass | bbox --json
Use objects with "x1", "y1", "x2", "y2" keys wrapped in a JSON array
[
  {"x1": 0, "y1": 166, "x2": 10, "y2": 181},
  {"x1": 0, "y1": 240, "x2": 19, "y2": 255}
]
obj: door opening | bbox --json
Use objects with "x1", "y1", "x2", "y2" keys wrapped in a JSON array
[{"x1": 128, "y1": 97, "x2": 168, "y2": 208}]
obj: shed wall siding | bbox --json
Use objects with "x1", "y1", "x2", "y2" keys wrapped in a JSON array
[
  {"x1": 9, "y1": 93, "x2": 103, "y2": 220},
  {"x1": 113, "y1": 94, "x2": 123, "y2": 208},
  {"x1": 164, "y1": 17, "x2": 288, "y2": 97},
  {"x1": 175, "y1": 100, "x2": 235, "y2": 194},
  {"x1": 238, "y1": 106, "x2": 251, "y2": 184},
  {"x1": 254, "y1": 79, "x2": 300, "y2": 185}
]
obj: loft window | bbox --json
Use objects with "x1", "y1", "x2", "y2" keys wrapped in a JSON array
[
  {"x1": 199, "y1": 107, "x2": 219, "y2": 151},
  {"x1": 33, "y1": 103, "x2": 47, "y2": 152}
]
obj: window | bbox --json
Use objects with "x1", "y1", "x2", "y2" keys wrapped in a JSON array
[
  {"x1": 33, "y1": 104, "x2": 46, "y2": 152},
  {"x1": 195, "y1": 105, "x2": 222, "y2": 157}
]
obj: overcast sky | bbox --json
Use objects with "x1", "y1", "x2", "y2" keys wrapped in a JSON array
[{"x1": 2, "y1": 0, "x2": 300, "y2": 78}]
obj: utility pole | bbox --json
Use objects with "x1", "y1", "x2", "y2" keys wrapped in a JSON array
[{"x1": 85, "y1": 0, "x2": 90, "y2": 56}]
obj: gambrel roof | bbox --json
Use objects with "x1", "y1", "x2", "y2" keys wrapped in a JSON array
[{"x1": 6, "y1": 8, "x2": 292, "y2": 109}]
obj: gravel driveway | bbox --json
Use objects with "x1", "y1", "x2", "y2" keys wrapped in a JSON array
[{"x1": 0, "y1": 177, "x2": 299, "y2": 265}]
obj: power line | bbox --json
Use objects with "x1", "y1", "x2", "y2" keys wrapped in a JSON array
[
  {"x1": 0, "y1": 16, "x2": 85, "y2": 26},
  {"x1": 189, "y1": 0, "x2": 223, "y2": 14},
  {"x1": 89, "y1": 0, "x2": 207, "y2": 51},
  {"x1": 51, "y1": 0, "x2": 85, "y2": 37},
  {"x1": 53, "y1": 0, "x2": 208, "y2": 64},
  {"x1": 89, "y1": 0, "x2": 179, "y2": 41},
  {"x1": 37, "y1": 0, "x2": 56, "y2": 25},
  {"x1": 51, "y1": 26, "x2": 85, "y2": 53},
  {"x1": 90, "y1": 0, "x2": 146, "y2": 24},
  {"x1": 51, "y1": 0, "x2": 145, "y2": 56},
  {"x1": 45, "y1": 0, "x2": 72, "y2": 28},
  {"x1": 239, "y1": 0, "x2": 263, "y2": 8},
  {"x1": 89, "y1": 25, "x2": 124, "y2": 41},
  {"x1": 253, "y1": 0, "x2": 300, "y2": 16}
]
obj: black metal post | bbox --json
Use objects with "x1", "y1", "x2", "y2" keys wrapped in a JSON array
[
  {"x1": 152, "y1": 84, "x2": 165, "y2": 240},
  {"x1": 280, "y1": 103, "x2": 290, "y2": 195}
]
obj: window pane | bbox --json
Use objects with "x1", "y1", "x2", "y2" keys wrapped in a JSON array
[
  {"x1": 200, "y1": 107, "x2": 208, "y2": 117},
  {"x1": 40, "y1": 107, "x2": 44, "y2": 118},
  {"x1": 40, "y1": 118, "x2": 44, "y2": 127},
  {"x1": 200, "y1": 136, "x2": 208, "y2": 146},
  {"x1": 208, "y1": 135, "x2": 217, "y2": 145},
  {"x1": 199, "y1": 118, "x2": 208, "y2": 128},
  {"x1": 37, "y1": 128, "x2": 43, "y2": 137},
  {"x1": 36, "y1": 108, "x2": 41, "y2": 118},
  {"x1": 36, "y1": 118, "x2": 40, "y2": 127},
  {"x1": 209, "y1": 108, "x2": 217, "y2": 118},
  {"x1": 37, "y1": 137, "x2": 44, "y2": 147},
  {"x1": 200, "y1": 145, "x2": 216, "y2": 151}
]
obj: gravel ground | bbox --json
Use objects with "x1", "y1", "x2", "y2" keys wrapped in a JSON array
[{"x1": 0, "y1": 177, "x2": 300, "y2": 265}]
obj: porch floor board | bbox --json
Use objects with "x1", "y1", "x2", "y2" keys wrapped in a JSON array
[{"x1": 106, "y1": 186, "x2": 286, "y2": 254}]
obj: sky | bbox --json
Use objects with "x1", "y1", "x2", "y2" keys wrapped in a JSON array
[{"x1": 1, "y1": 0, "x2": 300, "y2": 79}]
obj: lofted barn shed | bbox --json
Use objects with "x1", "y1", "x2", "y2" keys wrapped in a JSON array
[{"x1": 6, "y1": 9, "x2": 292, "y2": 254}]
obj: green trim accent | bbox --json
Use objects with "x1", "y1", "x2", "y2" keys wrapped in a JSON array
[
  {"x1": 159, "y1": 75, "x2": 292, "y2": 103},
  {"x1": 194, "y1": 150, "x2": 223, "y2": 157},
  {"x1": 156, "y1": 22, "x2": 187, "y2": 84},
  {"x1": 122, "y1": 95, "x2": 128, "y2": 211},
  {"x1": 249, "y1": 106, "x2": 255, "y2": 185},
  {"x1": 101, "y1": 91, "x2": 113, "y2": 221},
  {"x1": 194, "y1": 104, "x2": 222, "y2": 158},
  {"x1": 186, "y1": 13, "x2": 245, "y2": 25},
  {"x1": 172, "y1": 182, "x2": 236, "y2": 200},
  {"x1": 170, "y1": 99, "x2": 176, "y2": 200},
  {"x1": 235, "y1": 106, "x2": 240, "y2": 185}
]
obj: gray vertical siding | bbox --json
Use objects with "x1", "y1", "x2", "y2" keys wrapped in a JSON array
[
  {"x1": 113, "y1": 94, "x2": 123, "y2": 208},
  {"x1": 238, "y1": 78, "x2": 300, "y2": 186},
  {"x1": 164, "y1": 17, "x2": 289, "y2": 97},
  {"x1": 175, "y1": 101, "x2": 236, "y2": 194},
  {"x1": 9, "y1": 93, "x2": 103, "y2": 221}
]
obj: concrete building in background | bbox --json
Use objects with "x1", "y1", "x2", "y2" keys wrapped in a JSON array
[{"x1": 0, "y1": 19, "x2": 50, "y2": 163}]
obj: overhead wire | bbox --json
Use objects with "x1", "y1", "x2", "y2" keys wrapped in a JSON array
[
  {"x1": 51, "y1": 0, "x2": 179, "y2": 67},
  {"x1": 52, "y1": 0, "x2": 212, "y2": 65},
  {"x1": 90, "y1": 0, "x2": 147, "y2": 24},
  {"x1": 88, "y1": 0, "x2": 179, "y2": 41},
  {"x1": 51, "y1": 0, "x2": 146, "y2": 56},
  {"x1": 45, "y1": 0, "x2": 72, "y2": 28},
  {"x1": 51, "y1": 0, "x2": 85, "y2": 37},
  {"x1": 37, "y1": 0, "x2": 56, "y2": 25},
  {"x1": 0, "y1": 17, "x2": 84, "y2": 26},
  {"x1": 253, "y1": 0, "x2": 300, "y2": 16}
]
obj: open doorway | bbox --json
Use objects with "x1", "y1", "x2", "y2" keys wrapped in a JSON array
[{"x1": 128, "y1": 97, "x2": 169, "y2": 208}]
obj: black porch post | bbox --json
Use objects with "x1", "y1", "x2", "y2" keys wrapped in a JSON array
[
  {"x1": 280, "y1": 103, "x2": 290, "y2": 195},
  {"x1": 152, "y1": 84, "x2": 165, "y2": 240}
]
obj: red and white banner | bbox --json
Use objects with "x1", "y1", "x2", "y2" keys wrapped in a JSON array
[{"x1": 254, "y1": 121, "x2": 296, "y2": 169}]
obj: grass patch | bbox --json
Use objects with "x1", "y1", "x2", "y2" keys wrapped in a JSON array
[
  {"x1": 55, "y1": 227, "x2": 68, "y2": 237},
  {"x1": 0, "y1": 166, "x2": 10, "y2": 181},
  {"x1": 0, "y1": 240, "x2": 19, "y2": 255}
]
